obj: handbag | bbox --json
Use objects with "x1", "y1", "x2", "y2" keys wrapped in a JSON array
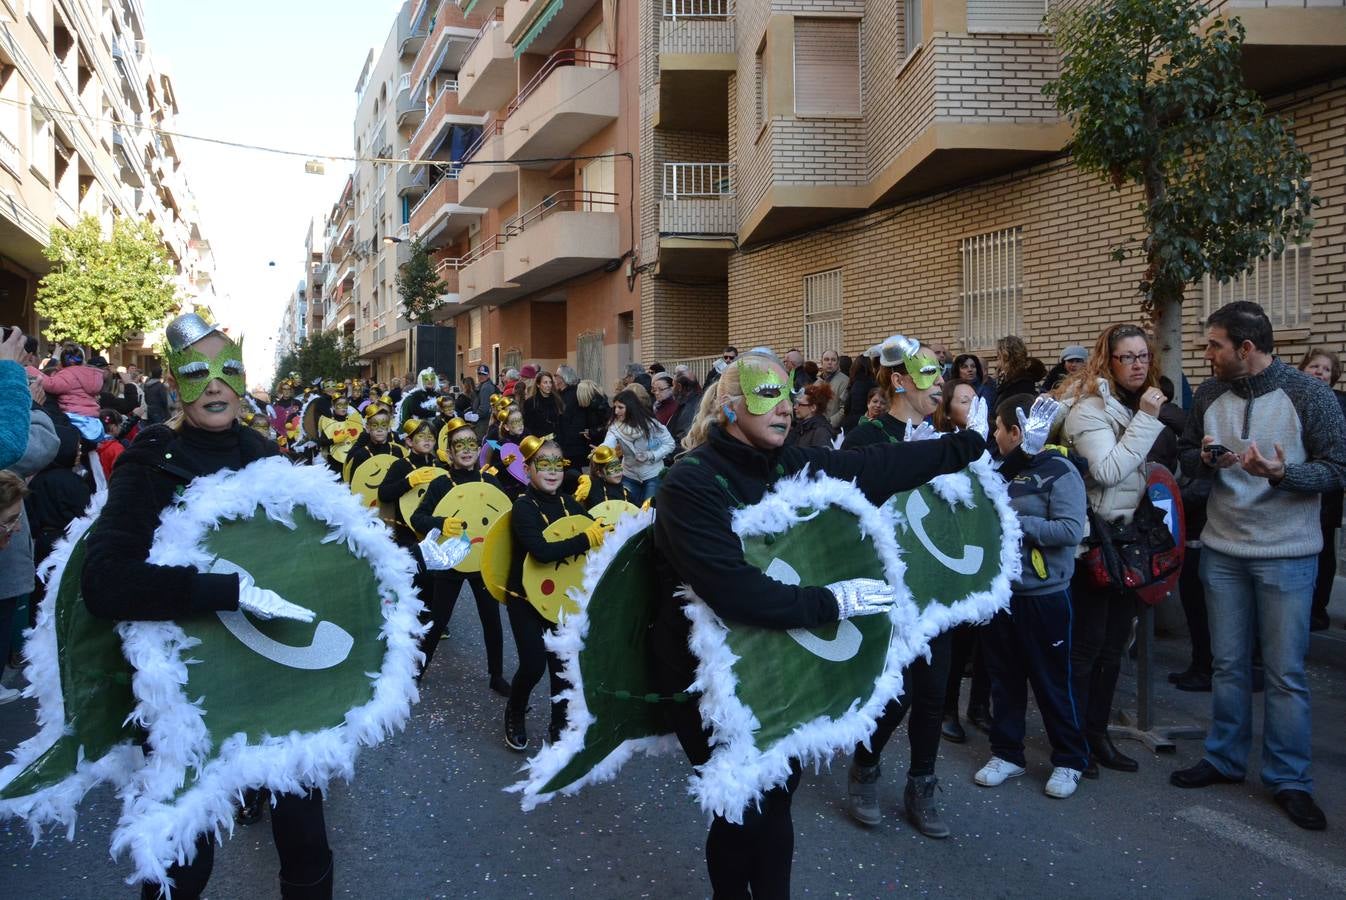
[{"x1": 1079, "y1": 492, "x2": 1181, "y2": 593}]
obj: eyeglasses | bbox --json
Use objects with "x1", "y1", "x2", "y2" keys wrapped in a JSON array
[
  {"x1": 0, "y1": 513, "x2": 21, "y2": 535},
  {"x1": 1112, "y1": 352, "x2": 1152, "y2": 366},
  {"x1": 532, "y1": 457, "x2": 566, "y2": 472},
  {"x1": 450, "y1": 438, "x2": 479, "y2": 452}
]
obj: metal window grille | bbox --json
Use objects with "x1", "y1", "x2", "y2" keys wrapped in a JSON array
[
  {"x1": 754, "y1": 48, "x2": 765, "y2": 130},
  {"x1": 577, "y1": 331, "x2": 605, "y2": 387},
  {"x1": 503, "y1": 348, "x2": 523, "y2": 372},
  {"x1": 960, "y1": 227, "x2": 1022, "y2": 350},
  {"x1": 662, "y1": 0, "x2": 732, "y2": 17},
  {"x1": 1202, "y1": 244, "x2": 1312, "y2": 329},
  {"x1": 467, "y1": 308, "x2": 482, "y2": 362},
  {"x1": 967, "y1": 0, "x2": 1047, "y2": 33},
  {"x1": 803, "y1": 269, "x2": 844, "y2": 363}
]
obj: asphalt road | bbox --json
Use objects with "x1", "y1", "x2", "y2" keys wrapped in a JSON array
[{"x1": 2, "y1": 595, "x2": 1344, "y2": 899}]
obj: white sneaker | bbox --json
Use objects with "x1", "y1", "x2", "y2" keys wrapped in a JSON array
[
  {"x1": 1045, "y1": 766, "x2": 1081, "y2": 799},
  {"x1": 974, "y1": 757, "x2": 1026, "y2": 787},
  {"x1": 0, "y1": 685, "x2": 20, "y2": 705}
]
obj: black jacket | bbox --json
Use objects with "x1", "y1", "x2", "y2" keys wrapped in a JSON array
[
  {"x1": 556, "y1": 385, "x2": 588, "y2": 465},
  {"x1": 523, "y1": 391, "x2": 564, "y2": 439},
  {"x1": 842, "y1": 374, "x2": 876, "y2": 431},
  {"x1": 379, "y1": 451, "x2": 448, "y2": 527},
  {"x1": 507, "y1": 486, "x2": 590, "y2": 603},
  {"x1": 842, "y1": 412, "x2": 907, "y2": 447},
  {"x1": 26, "y1": 425, "x2": 92, "y2": 565},
  {"x1": 82, "y1": 423, "x2": 278, "y2": 620},
  {"x1": 788, "y1": 413, "x2": 836, "y2": 449},
  {"x1": 668, "y1": 391, "x2": 702, "y2": 448},
  {"x1": 410, "y1": 465, "x2": 504, "y2": 536},
  {"x1": 650, "y1": 424, "x2": 986, "y2": 692},
  {"x1": 342, "y1": 433, "x2": 404, "y2": 479},
  {"x1": 143, "y1": 379, "x2": 169, "y2": 423},
  {"x1": 584, "y1": 478, "x2": 636, "y2": 509}
]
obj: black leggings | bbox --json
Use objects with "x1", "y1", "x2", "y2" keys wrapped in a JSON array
[
  {"x1": 944, "y1": 624, "x2": 991, "y2": 715},
  {"x1": 1069, "y1": 573, "x2": 1136, "y2": 733},
  {"x1": 667, "y1": 698, "x2": 799, "y2": 899},
  {"x1": 420, "y1": 571, "x2": 504, "y2": 678},
  {"x1": 854, "y1": 630, "x2": 952, "y2": 776},
  {"x1": 505, "y1": 596, "x2": 567, "y2": 728},
  {"x1": 141, "y1": 790, "x2": 331, "y2": 899},
  {"x1": 1178, "y1": 546, "x2": 1211, "y2": 672}
]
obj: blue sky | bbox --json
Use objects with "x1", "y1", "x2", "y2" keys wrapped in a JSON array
[{"x1": 140, "y1": 0, "x2": 404, "y2": 382}]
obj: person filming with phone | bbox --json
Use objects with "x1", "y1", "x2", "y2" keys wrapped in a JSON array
[{"x1": 1170, "y1": 301, "x2": 1346, "y2": 833}]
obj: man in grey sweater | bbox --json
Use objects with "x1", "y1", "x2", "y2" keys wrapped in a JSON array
[{"x1": 1171, "y1": 301, "x2": 1345, "y2": 832}]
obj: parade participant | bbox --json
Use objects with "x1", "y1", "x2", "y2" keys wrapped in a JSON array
[
  {"x1": 583, "y1": 445, "x2": 635, "y2": 508},
  {"x1": 842, "y1": 336, "x2": 958, "y2": 837},
  {"x1": 318, "y1": 393, "x2": 362, "y2": 476},
  {"x1": 378, "y1": 418, "x2": 448, "y2": 618},
  {"x1": 80, "y1": 313, "x2": 332, "y2": 899},
  {"x1": 341, "y1": 402, "x2": 403, "y2": 479},
  {"x1": 503, "y1": 437, "x2": 604, "y2": 752},
  {"x1": 652, "y1": 348, "x2": 986, "y2": 895},
  {"x1": 398, "y1": 367, "x2": 440, "y2": 424},
  {"x1": 410, "y1": 418, "x2": 509, "y2": 694}
]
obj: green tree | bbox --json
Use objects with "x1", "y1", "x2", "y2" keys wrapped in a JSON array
[
  {"x1": 273, "y1": 329, "x2": 360, "y2": 393},
  {"x1": 394, "y1": 238, "x2": 447, "y2": 324},
  {"x1": 36, "y1": 214, "x2": 179, "y2": 351},
  {"x1": 1044, "y1": 0, "x2": 1315, "y2": 385}
]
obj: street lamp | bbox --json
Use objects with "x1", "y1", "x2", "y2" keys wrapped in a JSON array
[{"x1": 382, "y1": 236, "x2": 404, "y2": 245}]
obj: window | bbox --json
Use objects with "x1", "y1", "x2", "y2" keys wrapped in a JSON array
[
  {"x1": 0, "y1": 65, "x2": 21, "y2": 176},
  {"x1": 803, "y1": 269, "x2": 844, "y2": 363},
  {"x1": 577, "y1": 330, "x2": 605, "y2": 387},
  {"x1": 581, "y1": 152, "x2": 614, "y2": 210},
  {"x1": 29, "y1": 106, "x2": 50, "y2": 182},
  {"x1": 468, "y1": 308, "x2": 482, "y2": 362},
  {"x1": 903, "y1": 0, "x2": 922, "y2": 57},
  {"x1": 1202, "y1": 244, "x2": 1312, "y2": 330},
  {"x1": 794, "y1": 19, "x2": 861, "y2": 117},
  {"x1": 960, "y1": 227, "x2": 1022, "y2": 350},
  {"x1": 967, "y1": 0, "x2": 1047, "y2": 33},
  {"x1": 754, "y1": 46, "x2": 766, "y2": 131}
]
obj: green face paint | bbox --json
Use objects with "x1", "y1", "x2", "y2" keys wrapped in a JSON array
[
  {"x1": 167, "y1": 338, "x2": 246, "y2": 404},
  {"x1": 737, "y1": 360, "x2": 793, "y2": 416},
  {"x1": 904, "y1": 351, "x2": 941, "y2": 391}
]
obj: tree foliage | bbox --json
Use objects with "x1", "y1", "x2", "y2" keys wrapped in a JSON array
[
  {"x1": 36, "y1": 214, "x2": 179, "y2": 350},
  {"x1": 273, "y1": 329, "x2": 361, "y2": 393},
  {"x1": 394, "y1": 238, "x2": 448, "y2": 325},
  {"x1": 1044, "y1": 0, "x2": 1315, "y2": 323}
]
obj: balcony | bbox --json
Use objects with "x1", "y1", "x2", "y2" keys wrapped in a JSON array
[
  {"x1": 410, "y1": 2, "x2": 479, "y2": 95},
  {"x1": 54, "y1": 192, "x2": 78, "y2": 227},
  {"x1": 1214, "y1": 1, "x2": 1346, "y2": 96},
  {"x1": 0, "y1": 130, "x2": 19, "y2": 176},
  {"x1": 656, "y1": 0, "x2": 735, "y2": 132},
  {"x1": 458, "y1": 118, "x2": 515, "y2": 207},
  {"x1": 503, "y1": 50, "x2": 619, "y2": 164},
  {"x1": 112, "y1": 129, "x2": 142, "y2": 187},
  {"x1": 399, "y1": 2, "x2": 429, "y2": 57},
  {"x1": 504, "y1": 0, "x2": 596, "y2": 57},
  {"x1": 458, "y1": 14, "x2": 514, "y2": 113},
  {"x1": 409, "y1": 173, "x2": 487, "y2": 248},
  {"x1": 396, "y1": 73, "x2": 424, "y2": 128},
  {"x1": 500, "y1": 190, "x2": 620, "y2": 292},
  {"x1": 659, "y1": 163, "x2": 735, "y2": 278},
  {"x1": 397, "y1": 161, "x2": 428, "y2": 198},
  {"x1": 458, "y1": 234, "x2": 524, "y2": 307},
  {"x1": 408, "y1": 78, "x2": 479, "y2": 161}
]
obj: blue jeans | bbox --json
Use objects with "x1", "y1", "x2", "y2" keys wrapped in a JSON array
[
  {"x1": 622, "y1": 475, "x2": 660, "y2": 505},
  {"x1": 1199, "y1": 548, "x2": 1316, "y2": 792}
]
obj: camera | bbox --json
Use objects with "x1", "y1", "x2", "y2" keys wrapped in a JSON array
[{"x1": 1, "y1": 326, "x2": 39, "y2": 355}]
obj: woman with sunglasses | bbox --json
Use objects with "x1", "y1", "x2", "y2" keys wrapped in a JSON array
[
  {"x1": 787, "y1": 382, "x2": 836, "y2": 449},
  {"x1": 654, "y1": 347, "x2": 986, "y2": 897},
  {"x1": 408, "y1": 418, "x2": 509, "y2": 693},
  {"x1": 503, "y1": 437, "x2": 610, "y2": 751}
]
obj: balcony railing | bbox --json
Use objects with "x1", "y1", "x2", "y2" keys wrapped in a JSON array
[
  {"x1": 461, "y1": 115, "x2": 503, "y2": 163},
  {"x1": 460, "y1": 233, "x2": 508, "y2": 267},
  {"x1": 661, "y1": 0, "x2": 735, "y2": 54},
  {"x1": 408, "y1": 167, "x2": 461, "y2": 221},
  {"x1": 506, "y1": 49, "x2": 618, "y2": 121},
  {"x1": 505, "y1": 190, "x2": 618, "y2": 236},
  {"x1": 460, "y1": 11, "x2": 504, "y2": 65},
  {"x1": 55, "y1": 193, "x2": 77, "y2": 225},
  {"x1": 663, "y1": 162, "x2": 734, "y2": 198},
  {"x1": 0, "y1": 130, "x2": 19, "y2": 175}
]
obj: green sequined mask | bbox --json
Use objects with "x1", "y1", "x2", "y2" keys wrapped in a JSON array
[
  {"x1": 904, "y1": 351, "x2": 941, "y2": 391},
  {"x1": 738, "y1": 360, "x2": 793, "y2": 416},
  {"x1": 167, "y1": 338, "x2": 246, "y2": 404}
]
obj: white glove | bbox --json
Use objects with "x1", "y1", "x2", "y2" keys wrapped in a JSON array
[
  {"x1": 827, "y1": 577, "x2": 897, "y2": 619},
  {"x1": 419, "y1": 529, "x2": 471, "y2": 571},
  {"x1": 905, "y1": 419, "x2": 939, "y2": 442},
  {"x1": 464, "y1": 410, "x2": 479, "y2": 423},
  {"x1": 1016, "y1": 395, "x2": 1061, "y2": 457},
  {"x1": 966, "y1": 395, "x2": 989, "y2": 439},
  {"x1": 237, "y1": 574, "x2": 315, "y2": 622}
]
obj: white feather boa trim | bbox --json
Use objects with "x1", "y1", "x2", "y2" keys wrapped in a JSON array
[
  {"x1": 108, "y1": 457, "x2": 425, "y2": 889},
  {"x1": 509, "y1": 509, "x2": 679, "y2": 810},
  {"x1": 0, "y1": 489, "x2": 146, "y2": 840}
]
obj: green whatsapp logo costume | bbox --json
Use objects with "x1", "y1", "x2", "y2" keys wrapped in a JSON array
[
  {"x1": 0, "y1": 459, "x2": 425, "y2": 889},
  {"x1": 514, "y1": 460, "x2": 1020, "y2": 821}
]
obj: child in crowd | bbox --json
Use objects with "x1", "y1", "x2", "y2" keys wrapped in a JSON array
[{"x1": 29, "y1": 345, "x2": 104, "y2": 441}]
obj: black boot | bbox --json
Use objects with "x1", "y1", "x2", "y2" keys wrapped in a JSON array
[
  {"x1": 236, "y1": 787, "x2": 268, "y2": 826},
  {"x1": 903, "y1": 775, "x2": 950, "y2": 839},
  {"x1": 280, "y1": 854, "x2": 333, "y2": 899},
  {"x1": 504, "y1": 702, "x2": 528, "y2": 752},
  {"x1": 941, "y1": 712, "x2": 967, "y2": 744},
  {"x1": 966, "y1": 705, "x2": 992, "y2": 735},
  {"x1": 1087, "y1": 729, "x2": 1138, "y2": 772}
]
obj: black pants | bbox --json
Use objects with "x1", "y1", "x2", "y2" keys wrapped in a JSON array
[
  {"x1": 141, "y1": 790, "x2": 331, "y2": 899},
  {"x1": 505, "y1": 596, "x2": 567, "y2": 729},
  {"x1": 666, "y1": 697, "x2": 799, "y2": 899},
  {"x1": 1069, "y1": 572, "x2": 1135, "y2": 734},
  {"x1": 420, "y1": 571, "x2": 504, "y2": 678},
  {"x1": 854, "y1": 630, "x2": 951, "y2": 777},
  {"x1": 981, "y1": 591, "x2": 1089, "y2": 770},
  {"x1": 1312, "y1": 524, "x2": 1338, "y2": 625},
  {"x1": 1178, "y1": 545, "x2": 1212, "y2": 672},
  {"x1": 944, "y1": 624, "x2": 991, "y2": 716}
]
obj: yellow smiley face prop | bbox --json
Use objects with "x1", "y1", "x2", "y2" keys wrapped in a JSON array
[
  {"x1": 321, "y1": 415, "x2": 364, "y2": 466},
  {"x1": 397, "y1": 468, "x2": 448, "y2": 534},
  {"x1": 348, "y1": 455, "x2": 398, "y2": 509},
  {"x1": 586, "y1": 500, "x2": 640, "y2": 528},
  {"x1": 480, "y1": 511, "x2": 514, "y2": 603},
  {"x1": 522, "y1": 514, "x2": 595, "y2": 624},
  {"x1": 431, "y1": 481, "x2": 511, "y2": 573}
]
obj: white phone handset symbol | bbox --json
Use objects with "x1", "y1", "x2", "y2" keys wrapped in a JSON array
[
  {"x1": 208, "y1": 558, "x2": 354, "y2": 670},
  {"x1": 904, "y1": 492, "x2": 983, "y2": 576},
  {"x1": 768, "y1": 558, "x2": 862, "y2": 663}
]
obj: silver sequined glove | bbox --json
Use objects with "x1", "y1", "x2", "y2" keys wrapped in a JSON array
[
  {"x1": 1017, "y1": 395, "x2": 1061, "y2": 456},
  {"x1": 827, "y1": 577, "x2": 897, "y2": 619}
]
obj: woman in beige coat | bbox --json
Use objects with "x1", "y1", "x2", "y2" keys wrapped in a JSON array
[{"x1": 1056, "y1": 324, "x2": 1168, "y2": 778}]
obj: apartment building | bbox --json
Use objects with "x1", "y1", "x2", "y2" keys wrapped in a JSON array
[
  {"x1": 0, "y1": 0, "x2": 217, "y2": 367},
  {"x1": 302, "y1": 216, "x2": 325, "y2": 339},
  {"x1": 409, "y1": 0, "x2": 641, "y2": 389},
  {"x1": 656, "y1": 0, "x2": 1345, "y2": 381},
  {"x1": 277, "y1": 277, "x2": 306, "y2": 356}
]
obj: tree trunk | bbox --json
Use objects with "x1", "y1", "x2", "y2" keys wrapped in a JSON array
[{"x1": 1142, "y1": 145, "x2": 1188, "y2": 403}]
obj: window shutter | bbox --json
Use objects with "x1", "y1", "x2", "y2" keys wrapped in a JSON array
[
  {"x1": 793, "y1": 19, "x2": 861, "y2": 117},
  {"x1": 967, "y1": 0, "x2": 1046, "y2": 33}
]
